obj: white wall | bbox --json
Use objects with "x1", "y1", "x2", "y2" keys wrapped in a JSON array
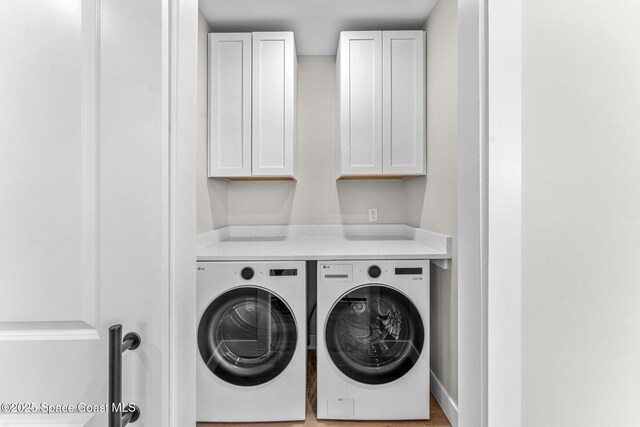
[
  {"x1": 405, "y1": 0, "x2": 459, "y2": 405},
  {"x1": 226, "y1": 55, "x2": 407, "y2": 225},
  {"x1": 523, "y1": 1, "x2": 640, "y2": 425},
  {"x1": 197, "y1": 11, "x2": 227, "y2": 233},
  {"x1": 196, "y1": 28, "x2": 409, "y2": 227}
]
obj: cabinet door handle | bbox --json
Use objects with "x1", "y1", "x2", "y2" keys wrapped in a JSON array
[{"x1": 108, "y1": 324, "x2": 141, "y2": 426}]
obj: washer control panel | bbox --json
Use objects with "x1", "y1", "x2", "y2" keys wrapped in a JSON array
[
  {"x1": 320, "y1": 264, "x2": 353, "y2": 282},
  {"x1": 319, "y1": 261, "x2": 428, "y2": 285}
]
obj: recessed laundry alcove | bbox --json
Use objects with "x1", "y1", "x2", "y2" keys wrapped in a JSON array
[{"x1": 196, "y1": 0, "x2": 459, "y2": 424}]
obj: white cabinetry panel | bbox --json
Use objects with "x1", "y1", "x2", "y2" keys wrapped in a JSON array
[
  {"x1": 337, "y1": 31, "x2": 382, "y2": 176},
  {"x1": 208, "y1": 33, "x2": 251, "y2": 177},
  {"x1": 208, "y1": 32, "x2": 297, "y2": 179},
  {"x1": 336, "y1": 30, "x2": 425, "y2": 179},
  {"x1": 252, "y1": 32, "x2": 297, "y2": 177},
  {"x1": 383, "y1": 31, "x2": 426, "y2": 175}
]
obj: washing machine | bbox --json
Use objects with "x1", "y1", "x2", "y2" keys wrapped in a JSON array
[
  {"x1": 316, "y1": 259, "x2": 430, "y2": 420},
  {"x1": 196, "y1": 261, "x2": 306, "y2": 422}
]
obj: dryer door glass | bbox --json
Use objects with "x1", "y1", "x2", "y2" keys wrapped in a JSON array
[
  {"x1": 198, "y1": 287, "x2": 298, "y2": 386},
  {"x1": 325, "y1": 285, "x2": 424, "y2": 385}
]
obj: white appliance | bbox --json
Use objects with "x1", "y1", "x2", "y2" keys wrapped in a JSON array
[
  {"x1": 316, "y1": 260, "x2": 430, "y2": 420},
  {"x1": 196, "y1": 261, "x2": 306, "y2": 422}
]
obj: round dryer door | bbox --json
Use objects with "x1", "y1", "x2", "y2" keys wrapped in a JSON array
[
  {"x1": 325, "y1": 285, "x2": 424, "y2": 385},
  {"x1": 198, "y1": 287, "x2": 298, "y2": 386}
]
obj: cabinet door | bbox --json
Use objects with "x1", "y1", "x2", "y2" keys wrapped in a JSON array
[
  {"x1": 337, "y1": 31, "x2": 383, "y2": 177},
  {"x1": 382, "y1": 31, "x2": 426, "y2": 175},
  {"x1": 252, "y1": 32, "x2": 297, "y2": 177},
  {"x1": 208, "y1": 33, "x2": 252, "y2": 177}
]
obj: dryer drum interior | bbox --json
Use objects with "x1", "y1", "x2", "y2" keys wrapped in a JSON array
[
  {"x1": 198, "y1": 286, "x2": 298, "y2": 386},
  {"x1": 325, "y1": 285, "x2": 424, "y2": 385}
]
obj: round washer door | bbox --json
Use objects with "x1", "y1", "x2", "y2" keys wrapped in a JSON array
[
  {"x1": 198, "y1": 286, "x2": 298, "y2": 386},
  {"x1": 325, "y1": 285, "x2": 424, "y2": 385}
]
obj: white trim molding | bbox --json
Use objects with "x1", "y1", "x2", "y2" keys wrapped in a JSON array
[
  {"x1": 0, "y1": 413, "x2": 95, "y2": 425},
  {"x1": 487, "y1": 0, "x2": 522, "y2": 425},
  {"x1": 457, "y1": 0, "x2": 488, "y2": 425},
  {"x1": 0, "y1": 321, "x2": 99, "y2": 342},
  {"x1": 431, "y1": 370, "x2": 459, "y2": 427},
  {"x1": 458, "y1": 0, "x2": 523, "y2": 426},
  {"x1": 167, "y1": 0, "x2": 198, "y2": 426}
]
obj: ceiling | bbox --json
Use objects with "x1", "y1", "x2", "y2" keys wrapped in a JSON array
[{"x1": 198, "y1": 0, "x2": 439, "y2": 55}]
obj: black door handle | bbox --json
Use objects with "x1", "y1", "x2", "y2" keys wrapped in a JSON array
[{"x1": 109, "y1": 324, "x2": 141, "y2": 426}]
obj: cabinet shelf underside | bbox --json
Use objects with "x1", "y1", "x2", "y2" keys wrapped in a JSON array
[
  {"x1": 212, "y1": 176, "x2": 297, "y2": 181},
  {"x1": 337, "y1": 174, "x2": 418, "y2": 180}
]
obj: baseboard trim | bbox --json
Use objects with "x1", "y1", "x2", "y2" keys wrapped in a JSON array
[{"x1": 431, "y1": 370, "x2": 458, "y2": 427}]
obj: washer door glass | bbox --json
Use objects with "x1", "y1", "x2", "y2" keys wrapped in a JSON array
[
  {"x1": 325, "y1": 285, "x2": 424, "y2": 385},
  {"x1": 198, "y1": 287, "x2": 298, "y2": 386}
]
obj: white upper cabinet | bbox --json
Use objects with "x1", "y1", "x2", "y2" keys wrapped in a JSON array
[
  {"x1": 337, "y1": 31, "x2": 383, "y2": 176},
  {"x1": 208, "y1": 32, "x2": 297, "y2": 179},
  {"x1": 382, "y1": 31, "x2": 426, "y2": 175},
  {"x1": 252, "y1": 32, "x2": 297, "y2": 178},
  {"x1": 208, "y1": 33, "x2": 252, "y2": 177},
  {"x1": 337, "y1": 30, "x2": 425, "y2": 178}
]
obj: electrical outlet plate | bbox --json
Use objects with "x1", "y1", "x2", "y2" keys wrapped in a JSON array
[{"x1": 368, "y1": 208, "x2": 378, "y2": 222}]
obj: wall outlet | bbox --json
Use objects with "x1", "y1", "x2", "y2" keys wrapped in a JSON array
[{"x1": 368, "y1": 208, "x2": 378, "y2": 223}]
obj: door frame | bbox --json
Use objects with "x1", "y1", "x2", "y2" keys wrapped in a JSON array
[
  {"x1": 166, "y1": 0, "x2": 197, "y2": 425},
  {"x1": 458, "y1": 0, "x2": 522, "y2": 426},
  {"x1": 168, "y1": 0, "x2": 523, "y2": 425}
]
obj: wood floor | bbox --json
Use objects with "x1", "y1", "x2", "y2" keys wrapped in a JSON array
[{"x1": 198, "y1": 351, "x2": 452, "y2": 427}]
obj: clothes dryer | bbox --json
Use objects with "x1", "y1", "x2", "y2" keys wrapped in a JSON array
[{"x1": 196, "y1": 261, "x2": 306, "y2": 422}]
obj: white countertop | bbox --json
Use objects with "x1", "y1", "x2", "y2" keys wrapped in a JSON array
[{"x1": 196, "y1": 224, "x2": 452, "y2": 266}]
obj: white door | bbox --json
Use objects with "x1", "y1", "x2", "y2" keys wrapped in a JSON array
[
  {"x1": 251, "y1": 32, "x2": 297, "y2": 178},
  {"x1": 382, "y1": 31, "x2": 426, "y2": 175},
  {"x1": 208, "y1": 33, "x2": 252, "y2": 178},
  {"x1": 337, "y1": 31, "x2": 383, "y2": 177},
  {"x1": 0, "y1": 1, "x2": 195, "y2": 426}
]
